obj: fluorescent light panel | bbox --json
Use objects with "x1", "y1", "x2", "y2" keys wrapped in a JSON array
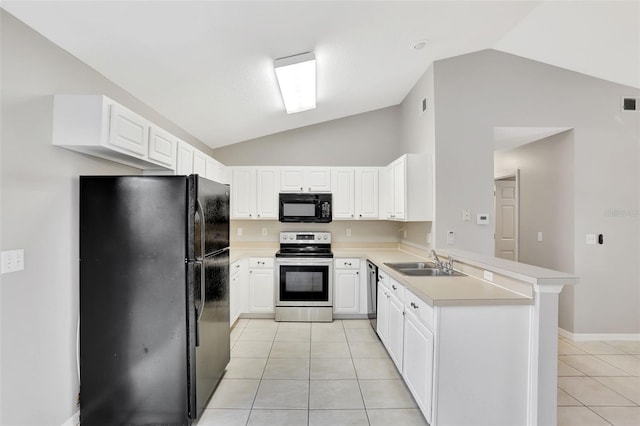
[{"x1": 274, "y1": 52, "x2": 316, "y2": 114}]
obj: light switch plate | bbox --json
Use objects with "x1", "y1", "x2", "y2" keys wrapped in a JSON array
[
  {"x1": 447, "y1": 231, "x2": 455, "y2": 245},
  {"x1": 346, "y1": 228, "x2": 352, "y2": 237},
  {"x1": 537, "y1": 232, "x2": 543, "y2": 242},
  {"x1": 261, "y1": 228, "x2": 268, "y2": 237}
]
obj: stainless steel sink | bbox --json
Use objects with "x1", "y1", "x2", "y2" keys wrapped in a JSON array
[{"x1": 384, "y1": 262, "x2": 464, "y2": 277}]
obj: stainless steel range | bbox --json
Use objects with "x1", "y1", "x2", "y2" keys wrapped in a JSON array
[{"x1": 275, "y1": 231, "x2": 333, "y2": 322}]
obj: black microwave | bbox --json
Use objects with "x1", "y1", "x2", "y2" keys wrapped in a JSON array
[{"x1": 279, "y1": 193, "x2": 332, "y2": 223}]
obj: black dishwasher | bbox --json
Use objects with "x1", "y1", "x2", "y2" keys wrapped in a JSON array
[{"x1": 367, "y1": 260, "x2": 378, "y2": 331}]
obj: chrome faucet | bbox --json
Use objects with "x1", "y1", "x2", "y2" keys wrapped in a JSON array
[
  {"x1": 446, "y1": 256, "x2": 455, "y2": 273},
  {"x1": 430, "y1": 249, "x2": 443, "y2": 269}
]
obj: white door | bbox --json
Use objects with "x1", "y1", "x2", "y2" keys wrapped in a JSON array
[
  {"x1": 331, "y1": 168, "x2": 355, "y2": 219},
  {"x1": 256, "y1": 168, "x2": 279, "y2": 219},
  {"x1": 306, "y1": 168, "x2": 332, "y2": 192},
  {"x1": 355, "y1": 168, "x2": 379, "y2": 219},
  {"x1": 387, "y1": 295, "x2": 405, "y2": 371},
  {"x1": 231, "y1": 168, "x2": 256, "y2": 219},
  {"x1": 494, "y1": 179, "x2": 518, "y2": 261},
  {"x1": 392, "y1": 158, "x2": 406, "y2": 220},
  {"x1": 249, "y1": 269, "x2": 275, "y2": 313},
  {"x1": 176, "y1": 141, "x2": 194, "y2": 175},
  {"x1": 280, "y1": 168, "x2": 306, "y2": 192},
  {"x1": 192, "y1": 150, "x2": 207, "y2": 176},
  {"x1": 334, "y1": 269, "x2": 359, "y2": 314},
  {"x1": 148, "y1": 126, "x2": 177, "y2": 168},
  {"x1": 108, "y1": 104, "x2": 149, "y2": 157}
]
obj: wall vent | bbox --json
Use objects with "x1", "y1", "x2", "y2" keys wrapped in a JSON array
[{"x1": 622, "y1": 97, "x2": 639, "y2": 111}]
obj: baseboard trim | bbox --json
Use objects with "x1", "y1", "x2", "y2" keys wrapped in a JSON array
[
  {"x1": 559, "y1": 327, "x2": 640, "y2": 341},
  {"x1": 61, "y1": 410, "x2": 79, "y2": 426}
]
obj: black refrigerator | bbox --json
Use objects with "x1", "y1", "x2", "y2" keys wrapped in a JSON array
[{"x1": 79, "y1": 175, "x2": 230, "y2": 425}]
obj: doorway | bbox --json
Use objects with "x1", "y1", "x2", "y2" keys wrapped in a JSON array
[{"x1": 494, "y1": 170, "x2": 519, "y2": 261}]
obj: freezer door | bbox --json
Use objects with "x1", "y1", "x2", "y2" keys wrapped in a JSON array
[{"x1": 191, "y1": 175, "x2": 230, "y2": 255}]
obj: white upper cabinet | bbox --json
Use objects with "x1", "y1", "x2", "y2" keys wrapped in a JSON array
[
  {"x1": 52, "y1": 95, "x2": 166, "y2": 169},
  {"x1": 332, "y1": 167, "x2": 379, "y2": 220},
  {"x1": 331, "y1": 168, "x2": 355, "y2": 219},
  {"x1": 280, "y1": 167, "x2": 331, "y2": 192},
  {"x1": 192, "y1": 149, "x2": 207, "y2": 176},
  {"x1": 380, "y1": 154, "x2": 433, "y2": 221},
  {"x1": 355, "y1": 168, "x2": 379, "y2": 219},
  {"x1": 52, "y1": 94, "x2": 228, "y2": 176},
  {"x1": 206, "y1": 156, "x2": 231, "y2": 185},
  {"x1": 148, "y1": 126, "x2": 178, "y2": 168},
  {"x1": 108, "y1": 104, "x2": 149, "y2": 157},
  {"x1": 231, "y1": 167, "x2": 279, "y2": 219},
  {"x1": 176, "y1": 140, "x2": 194, "y2": 175}
]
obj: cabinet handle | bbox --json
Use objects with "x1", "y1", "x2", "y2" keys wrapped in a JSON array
[
  {"x1": 351, "y1": 214, "x2": 354, "y2": 217},
  {"x1": 411, "y1": 302, "x2": 419, "y2": 309},
  {"x1": 300, "y1": 187, "x2": 303, "y2": 191},
  {"x1": 378, "y1": 275, "x2": 383, "y2": 280},
  {"x1": 392, "y1": 284, "x2": 397, "y2": 290},
  {"x1": 356, "y1": 272, "x2": 359, "y2": 275},
  {"x1": 359, "y1": 214, "x2": 362, "y2": 217},
  {"x1": 308, "y1": 187, "x2": 311, "y2": 192},
  {"x1": 249, "y1": 213, "x2": 252, "y2": 217},
  {"x1": 257, "y1": 214, "x2": 260, "y2": 218}
]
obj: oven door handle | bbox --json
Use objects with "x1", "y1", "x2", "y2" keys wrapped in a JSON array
[{"x1": 276, "y1": 259, "x2": 334, "y2": 266}]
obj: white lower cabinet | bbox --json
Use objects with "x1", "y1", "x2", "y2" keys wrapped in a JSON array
[
  {"x1": 403, "y1": 291, "x2": 434, "y2": 423},
  {"x1": 248, "y1": 257, "x2": 274, "y2": 313},
  {"x1": 333, "y1": 258, "x2": 360, "y2": 314},
  {"x1": 376, "y1": 272, "x2": 404, "y2": 371},
  {"x1": 229, "y1": 259, "x2": 246, "y2": 326}
]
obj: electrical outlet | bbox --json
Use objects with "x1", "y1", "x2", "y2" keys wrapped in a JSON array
[
  {"x1": 537, "y1": 232, "x2": 543, "y2": 242},
  {"x1": 483, "y1": 270, "x2": 493, "y2": 282},
  {"x1": 261, "y1": 228, "x2": 268, "y2": 237},
  {"x1": 1, "y1": 249, "x2": 24, "y2": 274},
  {"x1": 586, "y1": 234, "x2": 596, "y2": 245},
  {"x1": 346, "y1": 228, "x2": 352, "y2": 237},
  {"x1": 462, "y1": 209, "x2": 470, "y2": 222},
  {"x1": 426, "y1": 233, "x2": 432, "y2": 243},
  {"x1": 447, "y1": 231, "x2": 455, "y2": 245},
  {"x1": 237, "y1": 227, "x2": 243, "y2": 236}
]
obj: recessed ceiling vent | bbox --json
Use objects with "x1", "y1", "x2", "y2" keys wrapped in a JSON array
[{"x1": 622, "y1": 97, "x2": 639, "y2": 111}]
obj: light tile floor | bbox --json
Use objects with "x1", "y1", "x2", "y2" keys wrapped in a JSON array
[
  {"x1": 198, "y1": 320, "x2": 640, "y2": 426},
  {"x1": 558, "y1": 338, "x2": 640, "y2": 426},
  {"x1": 198, "y1": 319, "x2": 428, "y2": 426}
]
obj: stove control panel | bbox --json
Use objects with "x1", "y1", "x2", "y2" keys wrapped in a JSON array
[{"x1": 279, "y1": 231, "x2": 331, "y2": 244}]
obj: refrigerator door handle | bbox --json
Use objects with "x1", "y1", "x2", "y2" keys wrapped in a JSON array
[{"x1": 197, "y1": 200, "x2": 206, "y2": 322}]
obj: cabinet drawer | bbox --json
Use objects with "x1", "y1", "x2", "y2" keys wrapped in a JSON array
[
  {"x1": 388, "y1": 277, "x2": 404, "y2": 303},
  {"x1": 334, "y1": 258, "x2": 360, "y2": 269},
  {"x1": 405, "y1": 289, "x2": 435, "y2": 330},
  {"x1": 231, "y1": 261, "x2": 242, "y2": 277},
  {"x1": 249, "y1": 257, "x2": 274, "y2": 268}
]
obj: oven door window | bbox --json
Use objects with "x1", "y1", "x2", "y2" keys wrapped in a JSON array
[{"x1": 279, "y1": 265, "x2": 329, "y2": 302}]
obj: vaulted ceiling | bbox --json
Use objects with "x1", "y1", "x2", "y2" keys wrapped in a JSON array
[{"x1": 2, "y1": 1, "x2": 638, "y2": 149}]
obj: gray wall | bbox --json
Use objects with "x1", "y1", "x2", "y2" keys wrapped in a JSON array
[
  {"x1": 431, "y1": 49, "x2": 639, "y2": 334},
  {"x1": 212, "y1": 106, "x2": 402, "y2": 166},
  {"x1": 0, "y1": 11, "x2": 211, "y2": 425},
  {"x1": 494, "y1": 131, "x2": 575, "y2": 330}
]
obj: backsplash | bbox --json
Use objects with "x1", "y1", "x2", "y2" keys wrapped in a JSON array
[{"x1": 231, "y1": 219, "x2": 432, "y2": 248}]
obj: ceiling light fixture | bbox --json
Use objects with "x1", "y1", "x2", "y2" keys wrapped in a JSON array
[{"x1": 274, "y1": 52, "x2": 316, "y2": 114}]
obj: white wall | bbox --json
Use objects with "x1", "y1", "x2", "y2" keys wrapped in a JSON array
[
  {"x1": 212, "y1": 106, "x2": 402, "y2": 166},
  {"x1": 494, "y1": 131, "x2": 575, "y2": 330},
  {"x1": 0, "y1": 11, "x2": 212, "y2": 425},
  {"x1": 432, "y1": 49, "x2": 639, "y2": 335}
]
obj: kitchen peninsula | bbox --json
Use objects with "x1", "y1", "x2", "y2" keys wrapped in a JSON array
[{"x1": 229, "y1": 243, "x2": 578, "y2": 426}]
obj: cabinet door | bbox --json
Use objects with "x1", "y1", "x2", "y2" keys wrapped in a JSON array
[
  {"x1": 280, "y1": 168, "x2": 306, "y2": 192},
  {"x1": 387, "y1": 295, "x2": 405, "y2": 371},
  {"x1": 249, "y1": 269, "x2": 274, "y2": 313},
  {"x1": 256, "y1": 168, "x2": 279, "y2": 219},
  {"x1": 334, "y1": 269, "x2": 359, "y2": 314},
  {"x1": 331, "y1": 168, "x2": 355, "y2": 219},
  {"x1": 206, "y1": 157, "x2": 221, "y2": 182},
  {"x1": 379, "y1": 166, "x2": 392, "y2": 219},
  {"x1": 108, "y1": 104, "x2": 149, "y2": 157},
  {"x1": 230, "y1": 270, "x2": 241, "y2": 326},
  {"x1": 176, "y1": 141, "x2": 194, "y2": 175},
  {"x1": 403, "y1": 311, "x2": 434, "y2": 423},
  {"x1": 392, "y1": 157, "x2": 406, "y2": 220},
  {"x1": 376, "y1": 282, "x2": 389, "y2": 344},
  {"x1": 355, "y1": 168, "x2": 378, "y2": 219},
  {"x1": 306, "y1": 168, "x2": 331, "y2": 192},
  {"x1": 231, "y1": 168, "x2": 256, "y2": 219},
  {"x1": 193, "y1": 150, "x2": 207, "y2": 176},
  {"x1": 148, "y1": 126, "x2": 177, "y2": 168}
]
